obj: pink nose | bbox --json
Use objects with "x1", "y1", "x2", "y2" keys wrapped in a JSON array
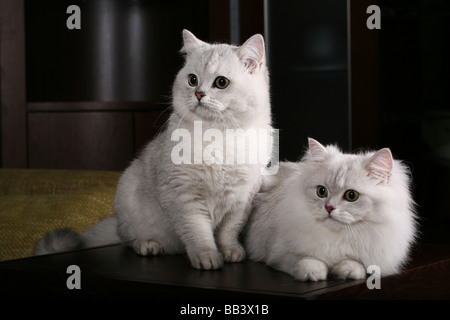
[
  {"x1": 325, "y1": 205, "x2": 335, "y2": 214},
  {"x1": 195, "y1": 91, "x2": 205, "y2": 101}
]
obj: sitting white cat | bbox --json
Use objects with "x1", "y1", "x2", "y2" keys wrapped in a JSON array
[
  {"x1": 244, "y1": 138, "x2": 418, "y2": 281},
  {"x1": 35, "y1": 30, "x2": 272, "y2": 270}
]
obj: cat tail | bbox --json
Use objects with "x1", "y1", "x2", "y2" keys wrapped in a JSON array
[{"x1": 34, "y1": 217, "x2": 121, "y2": 255}]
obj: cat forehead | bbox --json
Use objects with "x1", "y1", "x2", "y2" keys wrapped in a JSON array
[
  {"x1": 317, "y1": 156, "x2": 366, "y2": 188},
  {"x1": 323, "y1": 164, "x2": 350, "y2": 189},
  {"x1": 185, "y1": 45, "x2": 239, "y2": 74}
]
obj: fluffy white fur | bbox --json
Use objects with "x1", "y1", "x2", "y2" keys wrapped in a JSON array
[
  {"x1": 244, "y1": 138, "x2": 418, "y2": 281},
  {"x1": 35, "y1": 30, "x2": 272, "y2": 270}
]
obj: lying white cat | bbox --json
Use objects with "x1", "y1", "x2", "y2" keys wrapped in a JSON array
[{"x1": 244, "y1": 138, "x2": 418, "y2": 281}]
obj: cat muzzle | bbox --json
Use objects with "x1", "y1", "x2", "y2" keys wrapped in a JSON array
[
  {"x1": 195, "y1": 91, "x2": 206, "y2": 101},
  {"x1": 325, "y1": 205, "x2": 335, "y2": 214}
]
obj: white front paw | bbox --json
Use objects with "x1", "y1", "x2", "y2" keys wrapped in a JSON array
[
  {"x1": 220, "y1": 244, "x2": 246, "y2": 263},
  {"x1": 331, "y1": 260, "x2": 366, "y2": 280},
  {"x1": 133, "y1": 239, "x2": 164, "y2": 256},
  {"x1": 189, "y1": 250, "x2": 224, "y2": 270},
  {"x1": 293, "y1": 258, "x2": 328, "y2": 281}
]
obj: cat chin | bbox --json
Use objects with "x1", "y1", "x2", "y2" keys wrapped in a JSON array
[
  {"x1": 321, "y1": 217, "x2": 347, "y2": 230},
  {"x1": 178, "y1": 105, "x2": 216, "y2": 123},
  {"x1": 320, "y1": 215, "x2": 357, "y2": 231},
  {"x1": 186, "y1": 104, "x2": 218, "y2": 120},
  {"x1": 190, "y1": 105, "x2": 240, "y2": 125}
]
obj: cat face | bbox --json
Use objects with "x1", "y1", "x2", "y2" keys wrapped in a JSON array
[
  {"x1": 304, "y1": 160, "x2": 376, "y2": 230},
  {"x1": 172, "y1": 30, "x2": 268, "y2": 126},
  {"x1": 302, "y1": 138, "x2": 394, "y2": 230}
]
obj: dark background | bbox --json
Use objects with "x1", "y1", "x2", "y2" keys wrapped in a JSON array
[{"x1": 1, "y1": 0, "x2": 449, "y2": 244}]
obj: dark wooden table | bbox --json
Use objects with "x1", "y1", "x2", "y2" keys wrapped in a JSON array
[{"x1": 0, "y1": 242, "x2": 449, "y2": 302}]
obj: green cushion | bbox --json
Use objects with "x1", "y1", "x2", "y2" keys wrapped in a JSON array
[{"x1": 0, "y1": 169, "x2": 120, "y2": 261}]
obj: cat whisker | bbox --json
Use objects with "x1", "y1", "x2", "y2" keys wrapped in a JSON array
[
  {"x1": 358, "y1": 220, "x2": 384, "y2": 240},
  {"x1": 222, "y1": 113, "x2": 237, "y2": 129},
  {"x1": 174, "y1": 107, "x2": 192, "y2": 132},
  {"x1": 153, "y1": 105, "x2": 175, "y2": 137},
  {"x1": 345, "y1": 223, "x2": 363, "y2": 246},
  {"x1": 347, "y1": 220, "x2": 384, "y2": 253},
  {"x1": 222, "y1": 110, "x2": 240, "y2": 130}
]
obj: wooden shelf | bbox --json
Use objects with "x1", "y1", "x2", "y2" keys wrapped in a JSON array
[
  {"x1": 27, "y1": 101, "x2": 171, "y2": 112},
  {"x1": 0, "y1": 243, "x2": 449, "y2": 300}
]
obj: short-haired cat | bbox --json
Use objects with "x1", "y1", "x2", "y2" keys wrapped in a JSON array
[{"x1": 35, "y1": 30, "x2": 272, "y2": 270}]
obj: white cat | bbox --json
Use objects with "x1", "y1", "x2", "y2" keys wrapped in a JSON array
[
  {"x1": 244, "y1": 138, "x2": 418, "y2": 281},
  {"x1": 35, "y1": 30, "x2": 273, "y2": 270}
]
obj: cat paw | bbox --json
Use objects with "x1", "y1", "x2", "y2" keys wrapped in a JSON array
[
  {"x1": 331, "y1": 260, "x2": 366, "y2": 280},
  {"x1": 221, "y1": 244, "x2": 246, "y2": 263},
  {"x1": 293, "y1": 258, "x2": 328, "y2": 281},
  {"x1": 133, "y1": 239, "x2": 164, "y2": 256},
  {"x1": 189, "y1": 250, "x2": 224, "y2": 270}
]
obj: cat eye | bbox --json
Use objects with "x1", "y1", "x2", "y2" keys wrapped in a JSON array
[
  {"x1": 188, "y1": 74, "x2": 198, "y2": 87},
  {"x1": 344, "y1": 190, "x2": 359, "y2": 202},
  {"x1": 214, "y1": 76, "x2": 230, "y2": 89},
  {"x1": 316, "y1": 185, "x2": 328, "y2": 198}
]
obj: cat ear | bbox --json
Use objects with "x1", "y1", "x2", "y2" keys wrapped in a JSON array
[
  {"x1": 365, "y1": 148, "x2": 393, "y2": 185},
  {"x1": 308, "y1": 138, "x2": 328, "y2": 162},
  {"x1": 238, "y1": 34, "x2": 265, "y2": 73},
  {"x1": 181, "y1": 29, "x2": 207, "y2": 54}
]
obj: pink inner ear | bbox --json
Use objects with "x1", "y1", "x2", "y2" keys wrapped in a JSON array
[
  {"x1": 238, "y1": 34, "x2": 265, "y2": 72},
  {"x1": 365, "y1": 148, "x2": 393, "y2": 184},
  {"x1": 308, "y1": 138, "x2": 328, "y2": 162}
]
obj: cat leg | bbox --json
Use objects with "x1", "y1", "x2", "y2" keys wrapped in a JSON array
[
  {"x1": 331, "y1": 259, "x2": 366, "y2": 280},
  {"x1": 174, "y1": 210, "x2": 224, "y2": 270},
  {"x1": 290, "y1": 257, "x2": 328, "y2": 281},
  {"x1": 216, "y1": 209, "x2": 247, "y2": 263}
]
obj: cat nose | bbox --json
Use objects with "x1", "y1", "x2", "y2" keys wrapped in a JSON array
[
  {"x1": 325, "y1": 205, "x2": 335, "y2": 214},
  {"x1": 195, "y1": 91, "x2": 206, "y2": 101}
]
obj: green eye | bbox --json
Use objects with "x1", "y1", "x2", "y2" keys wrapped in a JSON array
[
  {"x1": 214, "y1": 76, "x2": 229, "y2": 89},
  {"x1": 188, "y1": 74, "x2": 198, "y2": 87},
  {"x1": 344, "y1": 190, "x2": 359, "y2": 202},
  {"x1": 316, "y1": 185, "x2": 328, "y2": 198}
]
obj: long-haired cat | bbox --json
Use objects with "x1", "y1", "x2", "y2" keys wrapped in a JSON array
[
  {"x1": 35, "y1": 30, "x2": 272, "y2": 270},
  {"x1": 244, "y1": 138, "x2": 418, "y2": 280}
]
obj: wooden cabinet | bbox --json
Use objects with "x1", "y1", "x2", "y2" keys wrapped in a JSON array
[
  {"x1": 1, "y1": 0, "x2": 209, "y2": 170},
  {"x1": 0, "y1": 0, "x2": 263, "y2": 171},
  {"x1": 0, "y1": 0, "x2": 27, "y2": 168},
  {"x1": 26, "y1": 102, "x2": 170, "y2": 170}
]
